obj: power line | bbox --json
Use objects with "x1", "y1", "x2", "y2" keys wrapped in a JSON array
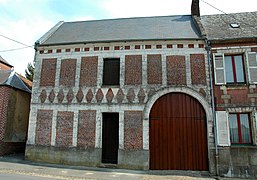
[
  {"x1": 200, "y1": 0, "x2": 256, "y2": 28},
  {"x1": 0, "y1": 46, "x2": 34, "y2": 53},
  {"x1": 0, "y1": 34, "x2": 32, "y2": 47},
  {"x1": 200, "y1": 0, "x2": 227, "y2": 14}
]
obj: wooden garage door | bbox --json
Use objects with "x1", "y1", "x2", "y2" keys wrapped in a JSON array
[{"x1": 150, "y1": 93, "x2": 208, "y2": 170}]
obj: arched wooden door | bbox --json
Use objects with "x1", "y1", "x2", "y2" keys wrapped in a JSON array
[{"x1": 149, "y1": 93, "x2": 208, "y2": 170}]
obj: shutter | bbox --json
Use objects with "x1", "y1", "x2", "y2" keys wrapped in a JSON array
[
  {"x1": 216, "y1": 111, "x2": 230, "y2": 146},
  {"x1": 213, "y1": 53, "x2": 226, "y2": 85},
  {"x1": 247, "y1": 52, "x2": 257, "y2": 84}
]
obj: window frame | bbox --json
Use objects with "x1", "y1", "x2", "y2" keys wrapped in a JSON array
[
  {"x1": 224, "y1": 54, "x2": 246, "y2": 84},
  {"x1": 102, "y1": 58, "x2": 120, "y2": 86},
  {"x1": 229, "y1": 113, "x2": 252, "y2": 145}
]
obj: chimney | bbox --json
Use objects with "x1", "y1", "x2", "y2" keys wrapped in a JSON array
[{"x1": 191, "y1": 0, "x2": 200, "y2": 16}]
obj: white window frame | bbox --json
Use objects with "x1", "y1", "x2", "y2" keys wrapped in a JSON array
[
  {"x1": 246, "y1": 51, "x2": 257, "y2": 84},
  {"x1": 213, "y1": 53, "x2": 226, "y2": 85}
]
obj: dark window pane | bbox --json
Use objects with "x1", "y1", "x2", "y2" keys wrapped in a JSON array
[
  {"x1": 234, "y1": 55, "x2": 245, "y2": 82},
  {"x1": 225, "y1": 56, "x2": 234, "y2": 83},
  {"x1": 103, "y1": 58, "x2": 120, "y2": 85},
  {"x1": 240, "y1": 114, "x2": 251, "y2": 143},
  {"x1": 229, "y1": 114, "x2": 239, "y2": 143}
]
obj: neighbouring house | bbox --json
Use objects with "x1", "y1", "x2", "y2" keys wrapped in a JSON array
[
  {"x1": 0, "y1": 56, "x2": 13, "y2": 70},
  {"x1": 0, "y1": 58, "x2": 32, "y2": 155},
  {"x1": 25, "y1": 0, "x2": 217, "y2": 174},
  {"x1": 200, "y1": 11, "x2": 257, "y2": 178}
]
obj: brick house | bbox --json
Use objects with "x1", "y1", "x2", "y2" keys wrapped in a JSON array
[
  {"x1": 200, "y1": 12, "x2": 257, "y2": 178},
  {"x1": 0, "y1": 58, "x2": 32, "y2": 155},
  {"x1": 0, "y1": 56, "x2": 13, "y2": 70},
  {"x1": 25, "y1": 0, "x2": 217, "y2": 173}
]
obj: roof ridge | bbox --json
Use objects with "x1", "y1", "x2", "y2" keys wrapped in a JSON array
[{"x1": 63, "y1": 14, "x2": 192, "y2": 24}]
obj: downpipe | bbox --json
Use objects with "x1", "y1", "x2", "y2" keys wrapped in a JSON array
[{"x1": 205, "y1": 40, "x2": 219, "y2": 176}]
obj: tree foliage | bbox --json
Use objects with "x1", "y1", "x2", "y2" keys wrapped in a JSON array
[{"x1": 25, "y1": 62, "x2": 34, "y2": 81}]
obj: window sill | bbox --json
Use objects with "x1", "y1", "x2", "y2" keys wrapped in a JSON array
[
  {"x1": 230, "y1": 144, "x2": 257, "y2": 149},
  {"x1": 224, "y1": 83, "x2": 249, "y2": 89}
]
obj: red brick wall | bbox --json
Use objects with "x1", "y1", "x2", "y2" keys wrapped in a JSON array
[
  {"x1": 80, "y1": 56, "x2": 98, "y2": 86},
  {"x1": 0, "y1": 86, "x2": 25, "y2": 155},
  {"x1": 213, "y1": 86, "x2": 224, "y2": 111},
  {"x1": 125, "y1": 55, "x2": 142, "y2": 85},
  {"x1": 77, "y1": 110, "x2": 96, "y2": 148},
  {"x1": 40, "y1": 58, "x2": 57, "y2": 87},
  {"x1": 124, "y1": 111, "x2": 143, "y2": 150},
  {"x1": 227, "y1": 89, "x2": 250, "y2": 104},
  {"x1": 56, "y1": 111, "x2": 73, "y2": 147},
  {"x1": 0, "y1": 86, "x2": 10, "y2": 141},
  {"x1": 190, "y1": 54, "x2": 206, "y2": 85},
  {"x1": 166, "y1": 55, "x2": 186, "y2": 85},
  {"x1": 35, "y1": 110, "x2": 53, "y2": 146},
  {"x1": 59, "y1": 59, "x2": 77, "y2": 87},
  {"x1": 147, "y1": 54, "x2": 162, "y2": 84}
]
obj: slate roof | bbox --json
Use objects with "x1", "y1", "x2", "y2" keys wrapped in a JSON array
[
  {"x1": 39, "y1": 15, "x2": 201, "y2": 46},
  {"x1": 0, "y1": 56, "x2": 13, "y2": 67},
  {"x1": 200, "y1": 11, "x2": 257, "y2": 41},
  {"x1": 0, "y1": 70, "x2": 31, "y2": 93}
]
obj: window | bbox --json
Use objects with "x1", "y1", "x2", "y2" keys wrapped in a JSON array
[
  {"x1": 213, "y1": 53, "x2": 255, "y2": 85},
  {"x1": 225, "y1": 55, "x2": 245, "y2": 83},
  {"x1": 103, "y1": 58, "x2": 120, "y2": 85},
  {"x1": 229, "y1": 113, "x2": 252, "y2": 144}
]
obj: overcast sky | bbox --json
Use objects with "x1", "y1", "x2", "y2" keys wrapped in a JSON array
[{"x1": 1, "y1": 0, "x2": 257, "y2": 75}]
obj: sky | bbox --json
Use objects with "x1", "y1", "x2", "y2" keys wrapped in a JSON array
[{"x1": 0, "y1": 0, "x2": 257, "y2": 75}]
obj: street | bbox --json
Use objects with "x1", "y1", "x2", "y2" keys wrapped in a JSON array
[{"x1": 0, "y1": 154, "x2": 216, "y2": 180}]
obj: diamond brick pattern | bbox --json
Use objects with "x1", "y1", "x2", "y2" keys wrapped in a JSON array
[
  {"x1": 148, "y1": 88, "x2": 156, "y2": 98},
  {"x1": 76, "y1": 88, "x2": 84, "y2": 103},
  {"x1": 126, "y1": 88, "x2": 135, "y2": 103},
  {"x1": 39, "y1": 89, "x2": 47, "y2": 103},
  {"x1": 86, "y1": 89, "x2": 94, "y2": 103},
  {"x1": 57, "y1": 89, "x2": 64, "y2": 103},
  {"x1": 48, "y1": 89, "x2": 55, "y2": 103},
  {"x1": 137, "y1": 88, "x2": 146, "y2": 103},
  {"x1": 199, "y1": 88, "x2": 206, "y2": 97},
  {"x1": 66, "y1": 89, "x2": 74, "y2": 104},
  {"x1": 116, "y1": 88, "x2": 125, "y2": 103},
  {"x1": 106, "y1": 88, "x2": 114, "y2": 103},
  {"x1": 96, "y1": 88, "x2": 104, "y2": 103}
]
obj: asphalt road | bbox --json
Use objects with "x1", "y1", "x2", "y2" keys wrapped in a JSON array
[
  {"x1": 0, "y1": 173, "x2": 61, "y2": 180},
  {"x1": 0, "y1": 154, "x2": 216, "y2": 180}
]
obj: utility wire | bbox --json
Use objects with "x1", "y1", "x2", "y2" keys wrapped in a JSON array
[
  {"x1": 200, "y1": 0, "x2": 257, "y2": 28},
  {"x1": 0, "y1": 46, "x2": 34, "y2": 53},
  {"x1": 0, "y1": 33, "x2": 34, "y2": 52},
  {"x1": 0, "y1": 34, "x2": 32, "y2": 48},
  {"x1": 200, "y1": 0, "x2": 227, "y2": 14}
]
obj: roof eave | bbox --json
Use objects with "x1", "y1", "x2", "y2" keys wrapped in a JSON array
[
  {"x1": 0, "y1": 61, "x2": 13, "y2": 68},
  {"x1": 208, "y1": 37, "x2": 257, "y2": 44},
  {"x1": 38, "y1": 38, "x2": 204, "y2": 47}
]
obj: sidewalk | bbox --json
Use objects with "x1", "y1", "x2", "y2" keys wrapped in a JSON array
[{"x1": 0, "y1": 154, "x2": 218, "y2": 180}]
